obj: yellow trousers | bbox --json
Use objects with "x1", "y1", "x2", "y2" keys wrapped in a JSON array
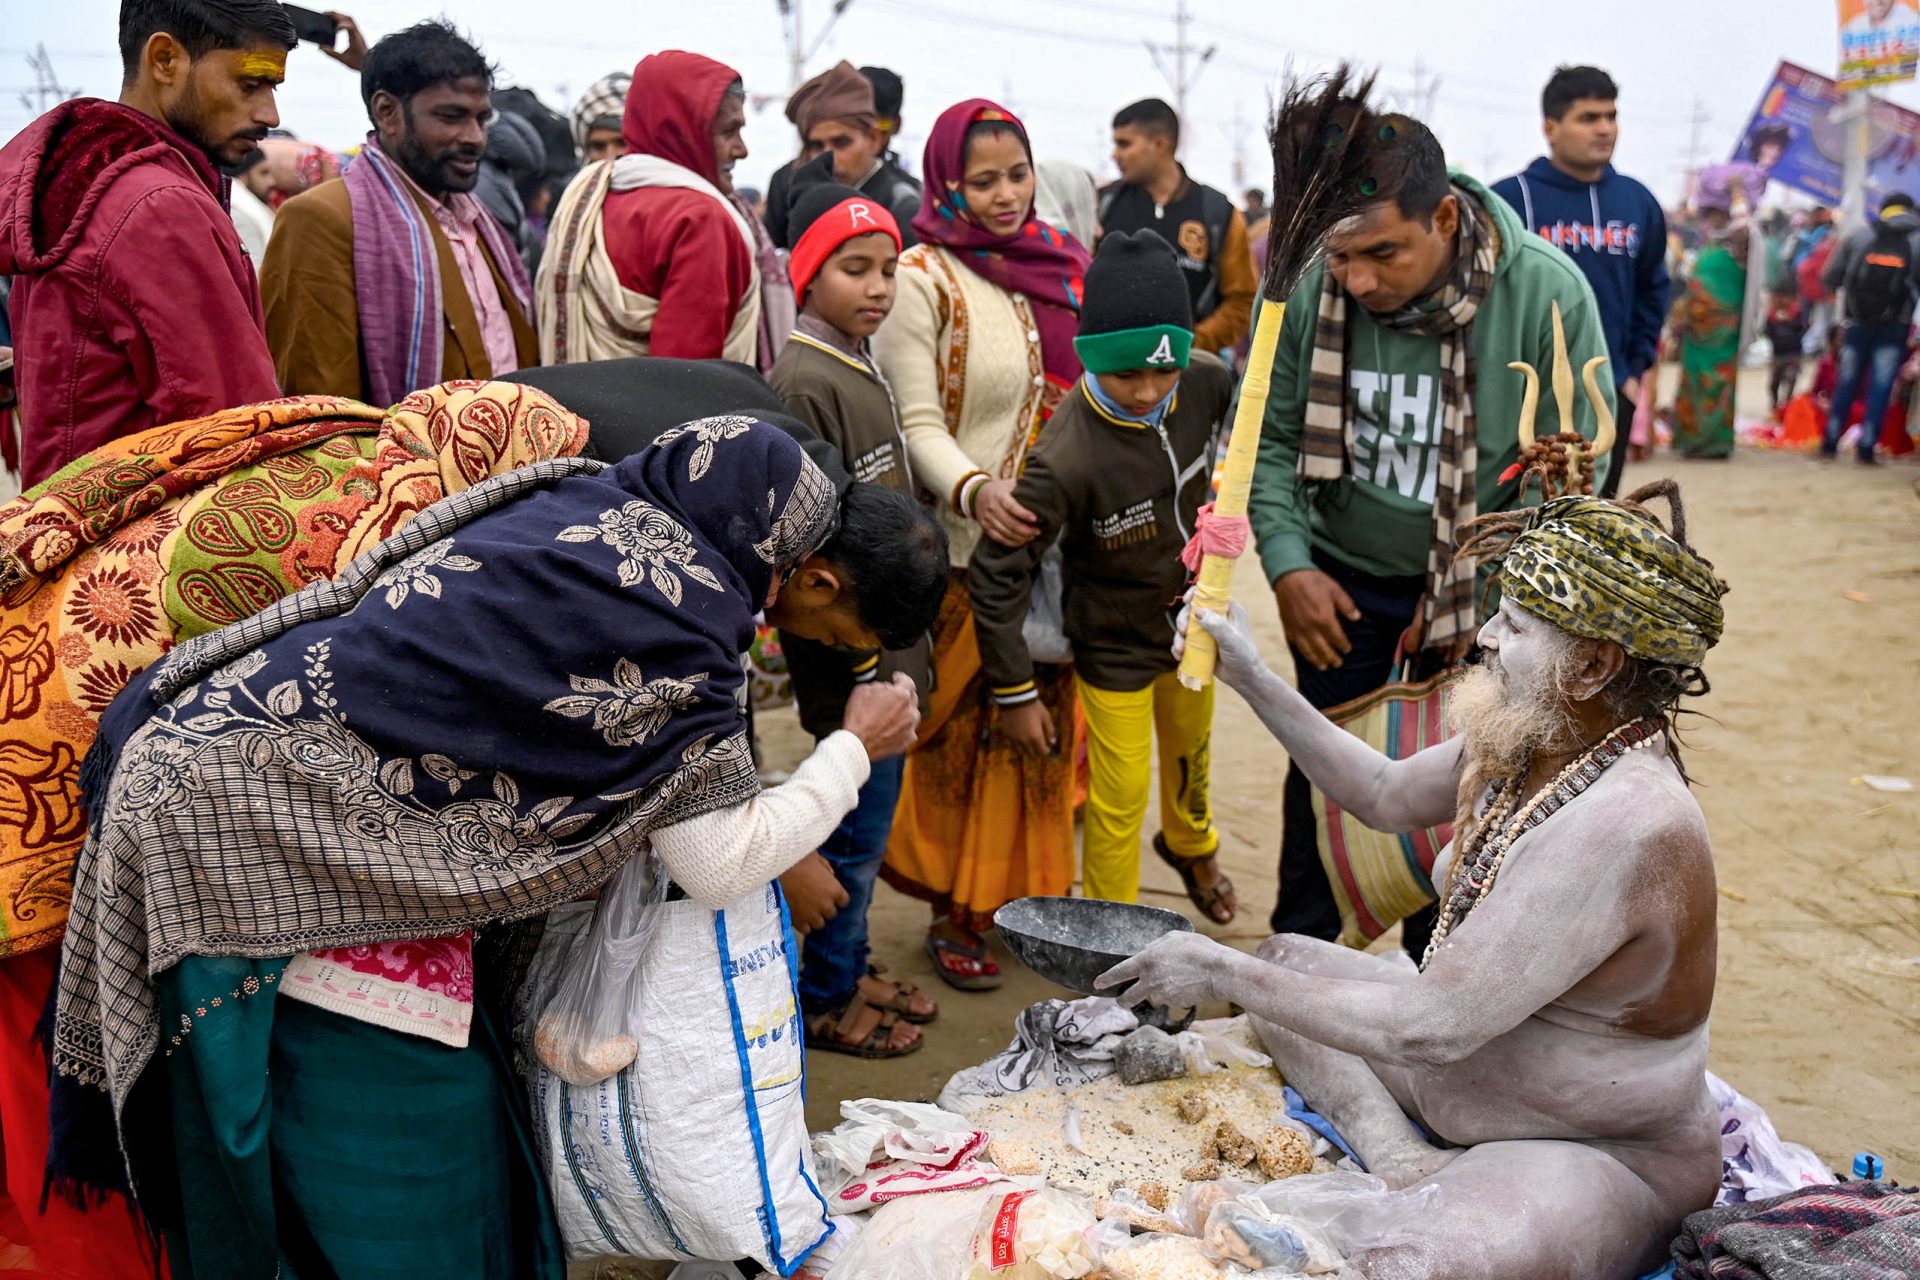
[{"x1": 1076, "y1": 671, "x2": 1217, "y2": 904}]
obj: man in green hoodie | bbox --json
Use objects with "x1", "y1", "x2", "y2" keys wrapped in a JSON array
[{"x1": 1246, "y1": 114, "x2": 1612, "y2": 953}]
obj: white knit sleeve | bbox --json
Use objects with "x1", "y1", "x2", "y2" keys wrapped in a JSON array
[
  {"x1": 648, "y1": 730, "x2": 872, "y2": 909},
  {"x1": 873, "y1": 260, "x2": 980, "y2": 510}
]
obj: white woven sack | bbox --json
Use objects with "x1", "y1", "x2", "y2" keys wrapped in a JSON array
[{"x1": 529, "y1": 885, "x2": 832, "y2": 1275}]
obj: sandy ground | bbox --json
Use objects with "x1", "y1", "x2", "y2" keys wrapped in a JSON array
[{"x1": 775, "y1": 374, "x2": 1920, "y2": 1183}]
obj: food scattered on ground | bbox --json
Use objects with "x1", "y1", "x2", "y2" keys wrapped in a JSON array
[
  {"x1": 1256, "y1": 1125, "x2": 1316, "y2": 1179},
  {"x1": 987, "y1": 1137, "x2": 1046, "y2": 1177},
  {"x1": 963, "y1": 1020, "x2": 1298, "y2": 1205},
  {"x1": 1180, "y1": 1158, "x2": 1221, "y2": 1182},
  {"x1": 1176, "y1": 1091, "x2": 1209, "y2": 1124},
  {"x1": 1211, "y1": 1120, "x2": 1257, "y2": 1169}
]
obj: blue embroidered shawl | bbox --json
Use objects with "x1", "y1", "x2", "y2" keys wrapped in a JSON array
[{"x1": 56, "y1": 417, "x2": 835, "y2": 1111}]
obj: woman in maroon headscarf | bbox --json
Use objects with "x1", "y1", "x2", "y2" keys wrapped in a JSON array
[{"x1": 873, "y1": 100, "x2": 1090, "y2": 990}]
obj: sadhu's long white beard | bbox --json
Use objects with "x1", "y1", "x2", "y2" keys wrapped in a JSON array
[{"x1": 1446, "y1": 632, "x2": 1583, "y2": 823}]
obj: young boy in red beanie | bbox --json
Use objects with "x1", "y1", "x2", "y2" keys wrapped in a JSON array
[{"x1": 770, "y1": 182, "x2": 938, "y2": 1057}]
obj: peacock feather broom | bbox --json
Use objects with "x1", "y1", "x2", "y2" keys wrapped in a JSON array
[{"x1": 1178, "y1": 64, "x2": 1390, "y2": 687}]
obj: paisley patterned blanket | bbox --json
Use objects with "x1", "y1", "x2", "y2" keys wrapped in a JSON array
[{"x1": 0, "y1": 383, "x2": 588, "y2": 1044}]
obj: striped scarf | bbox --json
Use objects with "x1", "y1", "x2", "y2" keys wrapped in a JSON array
[{"x1": 1302, "y1": 186, "x2": 1499, "y2": 653}]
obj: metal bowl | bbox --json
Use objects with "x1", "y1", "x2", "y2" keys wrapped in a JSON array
[{"x1": 993, "y1": 896, "x2": 1195, "y2": 996}]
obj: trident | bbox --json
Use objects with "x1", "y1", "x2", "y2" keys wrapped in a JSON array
[{"x1": 1505, "y1": 300, "x2": 1617, "y2": 491}]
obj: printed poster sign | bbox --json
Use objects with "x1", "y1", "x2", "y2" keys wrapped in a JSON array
[
  {"x1": 1839, "y1": 0, "x2": 1920, "y2": 89},
  {"x1": 1735, "y1": 61, "x2": 1920, "y2": 205}
]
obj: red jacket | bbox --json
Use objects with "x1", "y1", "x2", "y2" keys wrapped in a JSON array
[
  {"x1": 601, "y1": 52, "x2": 756, "y2": 360},
  {"x1": 0, "y1": 99, "x2": 279, "y2": 488}
]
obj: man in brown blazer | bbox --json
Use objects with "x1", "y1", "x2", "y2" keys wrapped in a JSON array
[{"x1": 260, "y1": 21, "x2": 535, "y2": 403}]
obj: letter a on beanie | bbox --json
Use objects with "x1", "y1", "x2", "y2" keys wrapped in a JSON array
[{"x1": 1074, "y1": 229, "x2": 1195, "y2": 373}]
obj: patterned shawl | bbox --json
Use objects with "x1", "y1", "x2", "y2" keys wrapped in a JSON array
[
  {"x1": 1497, "y1": 494, "x2": 1726, "y2": 667},
  {"x1": 1301, "y1": 184, "x2": 1499, "y2": 654},
  {"x1": 911, "y1": 99, "x2": 1089, "y2": 392},
  {"x1": 0, "y1": 382, "x2": 588, "y2": 959},
  {"x1": 345, "y1": 135, "x2": 537, "y2": 406},
  {"x1": 55, "y1": 419, "x2": 835, "y2": 1114}
]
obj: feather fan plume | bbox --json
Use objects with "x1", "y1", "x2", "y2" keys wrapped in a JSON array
[{"x1": 1262, "y1": 64, "x2": 1385, "y2": 302}]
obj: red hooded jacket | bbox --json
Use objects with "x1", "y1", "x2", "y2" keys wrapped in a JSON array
[
  {"x1": 602, "y1": 52, "x2": 756, "y2": 360},
  {"x1": 0, "y1": 99, "x2": 279, "y2": 488}
]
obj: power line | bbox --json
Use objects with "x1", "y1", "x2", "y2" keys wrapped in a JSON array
[
  {"x1": 1144, "y1": 0, "x2": 1215, "y2": 124},
  {"x1": 775, "y1": 0, "x2": 857, "y2": 94},
  {"x1": 18, "y1": 44, "x2": 79, "y2": 116},
  {"x1": 862, "y1": 0, "x2": 1142, "y2": 51}
]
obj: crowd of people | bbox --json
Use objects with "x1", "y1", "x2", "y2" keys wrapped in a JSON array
[{"x1": 0, "y1": 1, "x2": 1891, "y2": 1277}]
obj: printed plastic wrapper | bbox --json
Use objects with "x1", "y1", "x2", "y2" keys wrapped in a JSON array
[
  {"x1": 812, "y1": 1098, "x2": 1005, "y2": 1213},
  {"x1": 1241, "y1": 1170, "x2": 1440, "y2": 1257},
  {"x1": 960, "y1": 1187, "x2": 1102, "y2": 1279},
  {"x1": 532, "y1": 853, "x2": 665, "y2": 1084}
]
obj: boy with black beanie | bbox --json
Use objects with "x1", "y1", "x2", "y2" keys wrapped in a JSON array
[
  {"x1": 969, "y1": 229, "x2": 1238, "y2": 919},
  {"x1": 769, "y1": 182, "x2": 940, "y2": 1057}
]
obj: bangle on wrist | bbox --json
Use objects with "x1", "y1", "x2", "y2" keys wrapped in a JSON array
[{"x1": 954, "y1": 471, "x2": 991, "y2": 520}]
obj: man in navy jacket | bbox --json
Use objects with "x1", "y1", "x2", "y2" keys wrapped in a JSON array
[{"x1": 1495, "y1": 65, "x2": 1669, "y2": 498}]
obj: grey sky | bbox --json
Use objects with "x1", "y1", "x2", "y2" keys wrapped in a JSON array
[{"x1": 2, "y1": 0, "x2": 1904, "y2": 207}]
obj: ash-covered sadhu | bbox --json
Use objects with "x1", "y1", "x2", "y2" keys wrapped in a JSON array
[{"x1": 1104, "y1": 447, "x2": 1731, "y2": 1276}]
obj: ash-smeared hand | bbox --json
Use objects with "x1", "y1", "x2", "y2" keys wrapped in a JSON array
[
  {"x1": 1096, "y1": 930, "x2": 1233, "y2": 1008},
  {"x1": 1172, "y1": 598, "x2": 1266, "y2": 691}
]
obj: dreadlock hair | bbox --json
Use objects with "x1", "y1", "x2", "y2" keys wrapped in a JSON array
[{"x1": 1454, "y1": 479, "x2": 1719, "y2": 783}]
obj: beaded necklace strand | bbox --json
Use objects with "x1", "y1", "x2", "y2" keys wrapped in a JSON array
[{"x1": 1420, "y1": 718, "x2": 1665, "y2": 970}]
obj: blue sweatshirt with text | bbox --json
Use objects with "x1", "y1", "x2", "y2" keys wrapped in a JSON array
[{"x1": 1492, "y1": 157, "x2": 1670, "y2": 388}]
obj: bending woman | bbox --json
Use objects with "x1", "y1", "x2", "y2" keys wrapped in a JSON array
[
  {"x1": 871, "y1": 100, "x2": 1090, "y2": 989},
  {"x1": 50, "y1": 418, "x2": 945, "y2": 1279}
]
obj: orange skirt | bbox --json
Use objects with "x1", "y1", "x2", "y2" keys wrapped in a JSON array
[{"x1": 881, "y1": 575, "x2": 1078, "y2": 933}]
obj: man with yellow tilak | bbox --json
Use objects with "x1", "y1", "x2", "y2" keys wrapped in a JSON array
[
  {"x1": 0, "y1": 0, "x2": 294, "y2": 492},
  {"x1": 1104, "y1": 472, "x2": 1731, "y2": 1280}
]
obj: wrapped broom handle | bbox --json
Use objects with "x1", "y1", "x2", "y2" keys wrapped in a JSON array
[{"x1": 1178, "y1": 298, "x2": 1288, "y2": 690}]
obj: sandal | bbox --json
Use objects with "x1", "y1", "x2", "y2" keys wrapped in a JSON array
[
  {"x1": 860, "y1": 964, "x2": 939, "y2": 1025},
  {"x1": 805, "y1": 991, "x2": 923, "y2": 1059},
  {"x1": 1154, "y1": 833, "x2": 1238, "y2": 925},
  {"x1": 924, "y1": 930, "x2": 1003, "y2": 992}
]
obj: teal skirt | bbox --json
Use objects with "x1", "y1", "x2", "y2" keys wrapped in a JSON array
[{"x1": 142, "y1": 955, "x2": 564, "y2": 1280}]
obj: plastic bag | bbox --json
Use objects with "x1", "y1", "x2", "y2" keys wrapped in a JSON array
[
  {"x1": 1023, "y1": 544, "x2": 1072, "y2": 664},
  {"x1": 1172, "y1": 1026, "x2": 1272, "y2": 1078},
  {"x1": 1096, "y1": 1232, "x2": 1225, "y2": 1280},
  {"x1": 531, "y1": 852, "x2": 666, "y2": 1084},
  {"x1": 824, "y1": 1185, "x2": 1007, "y2": 1279},
  {"x1": 1171, "y1": 1178, "x2": 1259, "y2": 1236},
  {"x1": 793, "y1": 1215, "x2": 861, "y2": 1280},
  {"x1": 1707, "y1": 1071, "x2": 1835, "y2": 1204},
  {"x1": 960, "y1": 1187, "x2": 1101, "y2": 1279},
  {"x1": 1242, "y1": 1170, "x2": 1440, "y2": 1257},
  {"x1": 812, "y1": 1098, "x2": 986, "y2": 1194},
  {"x1": 811, "y1": 1098, "x2": 1004, "y2": 1213},
  {"x1": 1203, "y1": 1201, "x2": 1343, "y2": 1274}
]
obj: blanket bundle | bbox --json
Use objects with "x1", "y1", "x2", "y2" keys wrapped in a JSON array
[{"x1": 1672, "y1": 1181, "x2": 1920, "y2": 1279}]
